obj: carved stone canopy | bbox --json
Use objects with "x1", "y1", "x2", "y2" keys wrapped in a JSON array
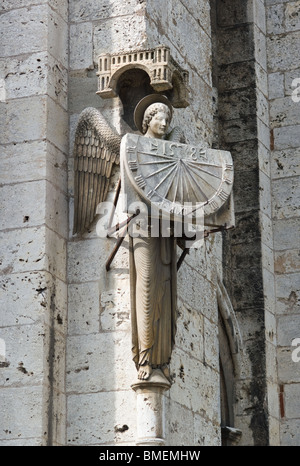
[{"x1": 96, "y1": 45, "x2": 190, "y2": 108}]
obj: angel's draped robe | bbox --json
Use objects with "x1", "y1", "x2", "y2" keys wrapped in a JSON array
[{"x1": 129, "y1": 233, "x2": 177, "y2": 371}]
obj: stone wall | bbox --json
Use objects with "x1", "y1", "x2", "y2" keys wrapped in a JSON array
[
  {"x1": 266, "y1": 0, "x2": 300, "y2": 445},
  {"x1": 0, "y1": 0, "x2": 69, "y2": 445}
]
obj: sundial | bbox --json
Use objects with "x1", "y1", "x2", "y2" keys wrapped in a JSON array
[{"x1": 121, "y1": 133, "x2": 234, "y2": 223}]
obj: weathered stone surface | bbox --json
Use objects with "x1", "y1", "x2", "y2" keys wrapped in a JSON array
[
  {"x1": 267, "y1": 32, "x2": 300, "y2": 72},
  {"x1": 70, "y1": 22, "x2": 93, "y2": 70},
  {"x1": 67, "y1": 390, "x2": 136, "y2": 445},
  {"x1": 268, "y1": 72, "x2": 285, "y2": 99},
  {"x1": 165, "y1": 398, "x2": 195, "y2": 446},
  {"x1": 277, "y1": 347, "x2": 300, "y2": 383},
  {"x1": 284, "y1": 383, "x2": 300, "y2": 418},
  {"x1": 272, "y1": 176, "x2": 300, "y2": 219},
  {"x1": 273, "y1": 125, "x2": 300, "y2": 150},
  {"x1": 281, "y1": 419, "x2": 300, "y2": 446},
  {"x1": 0, "y1": 6, "x2": 48, "y2": 57},
  {"x1": 276, "y1": 272, "x2": 300, "y2": 315},
  {"x1": 271, "y1": 148, "x2": 300, "y2": 179},
  {"x1": 278, "y1": 314, "x2": 300, "y2": 346},
  {"x1": 0, "y1": 386, "x2": 44, "y2": 441}
]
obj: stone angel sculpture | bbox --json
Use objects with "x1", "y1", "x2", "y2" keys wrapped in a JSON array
[{"x1": 72, "y1": 95, "x2": 184, "y2": 383}]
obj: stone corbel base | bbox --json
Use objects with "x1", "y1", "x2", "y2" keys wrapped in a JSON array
[{"x1": 131, "y1": 369, "x2": 171, "y2": 446}]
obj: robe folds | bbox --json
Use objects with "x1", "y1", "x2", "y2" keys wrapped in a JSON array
[{"x1": 129, "y1": 233, "x2": 178, "y2": 370}]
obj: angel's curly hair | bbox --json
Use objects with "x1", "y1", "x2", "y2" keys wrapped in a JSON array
[{"x1": 142, "y1": 103, "x2": 171, "y2": 134}]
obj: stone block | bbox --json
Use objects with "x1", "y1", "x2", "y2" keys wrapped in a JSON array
[
  {"x1": 0, "y1": 227, "x2": 46, "y2": 275},
  {"x1": 0, "y1": 323, "x2": 46, "y2": 388},
  {"x1": 218, "y1": 61, "x2": 256, "y2": 93},
  {"x1": 69, "y1": 71, "x2": 100, "y2": 114},
  {"x1": 0, "y1": 386, "x2": 44, "y2": 441},
  {"x1": 260, "y1": 211, "x2": 274, "y2": 250},
  {"x1": 257, "y1": 90, "x2": 269, "y2": 126},
  {"x1": 0, "y1": 6, "x2": 48, "y2": 57},
  {"x1": 232, "y1": 169, "x2": 260, "y2": 214},
  {"x1": 267, "y1": 3, "x2": 285, "y2": 34},
  {"x1": 68, "y1": 282, "x2": 100, "y2": 335},
  {"x1": 217, "y1": 25, "x2": 254, "y2": 66},
  {"x1": 179, "y1": 0, "x2": 211, "y2": 36},
  {"x1": 1, "y1": 1, "x2": 68, "y2": 22},
  {"x1": 219, "y1": 87, "x2": 256, "y2": 121},
  {"x1": 0, "y1": 141, "x2": 67, "y2": 189},
  {"x1": 284, "y1": 383, "x2": 300, "y2": 418},
  {"x1": 284, "y1": 67, "x2": 300, "y2": 96},
  {"x1": 47, "y1": 98, "x2": 69, "y2": 154},
  {"x1": 176, "y1": 299, "x2": 204, "y2": 362},
  {"x1": 275, "y1": 272, "x2": 300, "y2": 315},
  {"x1": 100, "y1": 275, "x2": 131, "y2": 333},
  {"x1": 259, "y1": 170, "x2": 272, "y2": 218},
  {"x1": 267, "y1": 32, "x2": 300, "y2": 72},
  {"x1": 277, "y1": 314, "x2": 300, "y2": 346},
  {"x1": 194, "y1": 413, "x2": 221, "y2": 446},
  {"x1": 271, "y1": 147, "x2": 300, "y2": 179},
  {"x1": 48, "y1": 7, "x2": 68, "y2": 68},
  {"x1": 254, "y1": 25, "x2": 267, "y2": 71},
  {"x1": 169, "y1": 347, "x2": 219, "y2": 420},
  {"x1": 70, "y1": 22, "x2": 93, "y2": 70},
  {"x1": 258, "y1": 141, "x2": 271, "y2": 177},
  {"x1": 273, "y1": 125, "x2": 300, "y2": 150},
  {"x1": 281, "y1": 419, "x2": 300, "y2": 446},
  {"x1": 203, "y1": 316, "x2": 219, "y2": 370},
  {"x1": 165, "y1": 398, "x2": 195, "y2": 446},
  {"x1": 273, "y1": 217, "x2": 300, "y2": 250},
  {"x1": 272, "y1": 176, "x2": 300, "y2": 219},
  {"x1": 270, "y1": 96, "x2": 300, "y2": 129},
  {"x1": 93, "y1": 15, "x2": 147, "y2": 58},
  {"x1": 67, "y1": 390, "x2": 137, "y2": 445},
  {"x1": 277, "y1": 347, "x2": 300, "y2": 383},
  {"x1": 217, "y1": 0, "x2": 254, "y2": 27},
  {"x1": 0, "y1": 182, "x2": 45, "y2": 231},
  {"x1": 256, "y1": 62, "x2": 268, "y2": 97},
  {"x1": 268, "y1": 72, "x2": 285, "y2": 99},
  {"x1": 222, "y1": 117, "x2": 257, "y2": 144},
  {"x1": 285, "y1": 1, "x2": 300, "y2": 32},
  {"x1": 268, "y1": 415, "x2": 280, "y2": 446},
  {"x1": 1, "y1": 96, "x2": 47, "y2": 145},
  {"x1": 69, "y1": 0, "x2": 143, "y2": 22},
  {"x1": 257, "y1": 117, "x2": 271, "y2": 150},
  {"x1": 0, "y1": 52, "x2": 47, "y2": 100},
  {"x1": 275, "y1": 249, "x2": 300, "y2": 274},
  {"x1": 66, "y1": 331, "x2": 135, "y2": 394},
  {"x1": 263, "y1": 267, "x2": 276, "y2": 313}
]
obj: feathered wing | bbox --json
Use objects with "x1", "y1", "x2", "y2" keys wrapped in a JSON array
[{"x1": 73, "y1": 107, "x2": 121, "y2": 235}]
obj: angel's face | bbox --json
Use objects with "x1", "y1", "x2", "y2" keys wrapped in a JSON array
[{"x1": 144, "y1": 105, "x2": 171, "y2": 139}]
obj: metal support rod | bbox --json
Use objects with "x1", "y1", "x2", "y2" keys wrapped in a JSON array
[
  {"x1": 107, "y1": 209, "x2": 140, "y2": 237},
  {"x1": 177, "y1": 248, "x2": 189, "y2": 271},
  {"x1": 105, "y1": 211, "x2": 139, "y2": 271}
]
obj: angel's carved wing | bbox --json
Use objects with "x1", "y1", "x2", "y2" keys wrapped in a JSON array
[{"x1": 73, "y1": 107, "x2": 121, "y2": 235}]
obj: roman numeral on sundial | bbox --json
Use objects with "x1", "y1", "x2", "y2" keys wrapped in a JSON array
[
  {"x1": 217, "y1": 189, "x2": 229, "y2": 201},
  {"x1": 128, "y1": 160, "x2": 138, "y2": 170},
  {"x1": 135, "y1": 175, "x2": 146, "y2": 189}
]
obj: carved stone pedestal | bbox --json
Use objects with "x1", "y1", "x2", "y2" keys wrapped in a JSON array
[{"x1": 131, "y1": 369, "x2": 171, "y2": 446}]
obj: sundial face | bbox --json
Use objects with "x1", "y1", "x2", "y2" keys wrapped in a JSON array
[{"x1": 122, "y1": 134, "x2": 234, "y2": 220}]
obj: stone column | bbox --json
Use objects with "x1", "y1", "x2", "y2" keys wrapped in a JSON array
[{"x1": 131, "y1": 370, "x2": 171, "y2": 446}]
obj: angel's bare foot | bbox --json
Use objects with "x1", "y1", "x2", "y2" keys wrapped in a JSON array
[{"x1": 138, "y1": 364, "x2": 152, "y2": 380}]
